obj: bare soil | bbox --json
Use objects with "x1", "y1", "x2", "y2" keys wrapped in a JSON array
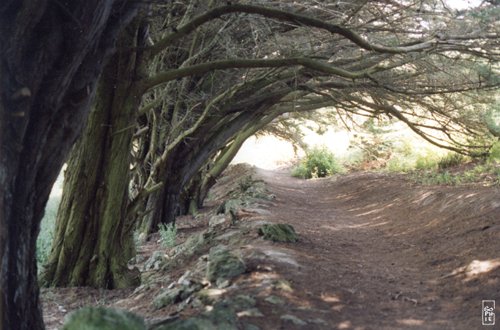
[{"x1": 42, "y1": 167, "x2": 500, "y2": 329}]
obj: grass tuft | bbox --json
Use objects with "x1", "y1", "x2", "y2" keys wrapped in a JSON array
[{"x1": 158, "y1": 223, "x2": 177, "y2": 248}]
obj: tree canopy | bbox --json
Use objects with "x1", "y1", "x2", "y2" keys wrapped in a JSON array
[{"x1": 1, "y1": 0, "x2": 498, "y2": 328}]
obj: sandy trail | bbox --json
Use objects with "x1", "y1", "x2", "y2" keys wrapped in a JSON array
[{"x1": 256, "y1": 168, "x2": 500, "y2": 330}]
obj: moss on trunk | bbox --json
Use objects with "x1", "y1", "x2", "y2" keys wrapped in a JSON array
[{"x1": 41, "y1": 26, "x2": 143, "y2": 289}]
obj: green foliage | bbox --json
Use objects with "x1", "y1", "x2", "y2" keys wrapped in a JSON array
[
  {"x1": 238, "y1": 175, "x2": 254, "y2": 192},
  {"x1": 206, "y1": 245, "x2": 246, "y2": 284},
  {"x1": 386, "y1": 157, "x2": 415, "y2": 173},
  {"x1": 470, "y1": 6, "x2": 500, "y2": 26},
  {"x1": 37, "y1": 188, "x2": 62, "y2": 270},
  {"x1": 437, "y1": 153, "x2": 466, "y2": 170},
  {"x1": 415, "y1": 155, "x2": 438, "y2": 170},
  {"x1": 482, "y1": 103, "x2": 500, "y2": 143},
  {"x1": 36, "y1": 215, "x2": 57, "y2": 271},
  {"x1": 384, "y1": 147, "x2": 439, "y2": 173},
  {"x1": 258, "y1": 224, "x2": 298, "y2": 243},
  {"x1": 62, "y1": 307, "x2": 145, "y2": 330},
  {"x1": 292, "y1": 147, "x2": 343, "y2": 179},
  {"x1": 350, "y1": 118, "x2": 394, "y2": 164},
  {"x1": 158, "y1": 223, "x2": 177, "y2": 248},
  {"x1": 488, "y1": 141, "x2": 500, "y2": 162},
  {"x1": 418, "y1": 171, "x2": 462, "y2": 185},
  {"x1": 414, "y1": 162, "x2": 500, "y2": 186}
]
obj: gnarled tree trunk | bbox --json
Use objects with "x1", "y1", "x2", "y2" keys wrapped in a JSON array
[
  {"x1": 41, "y1": 23, "x2": 144, "y2": 289},
  {"x1": 0, "y1": 1, "x2": 136, "y2": 329}
]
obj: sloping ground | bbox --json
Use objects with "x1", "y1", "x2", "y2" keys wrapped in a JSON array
[
  {"x1": 42, "y1": 165, "x2": 500, "y2": 329},
  {"x1": 256, "y1": 169, "x2": 499, "y2": 329}
]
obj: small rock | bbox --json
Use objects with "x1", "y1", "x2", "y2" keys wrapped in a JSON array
[
  {"x1": 280, "y1": 314, "x2": 307, "y2": 326},
  {"x1": 207, "y1": 245, "x2": 246, "y2": 284},
  {"x1": 153, "y1": 317, "x2": 216, "y2": 330},
  {"x1": 171, "y1": 231, "x2": 214, "y2": 261},
  {"x1": 177, "y1": 270, "x2": 192, "y2": 286},
  {"x1": 215, "y1": 230, "x2": 241, "y2": 242},
  {"x1": 237, "y1": 308, "x2": 264, "y2": 318},
  {"x1": 133, "y1": 284, "x2": 150, "y2": 295},
  {"x1": 310, "y1": 318, "x2": 328, "y2": 325},
  {"x1": 179, "y1": 282, "x2": 203, "y2": 300},
  {"x1": 153, "y1": 287, "x2": 183, "y2": 309},
  {"x1": 264, "y1": 295, "x2": 285, "y2": 305},
  {"x1": 216, "y1": 279, "x2": 231, "y2": 288},
  {"x1": 273, "y1": 279, "x2": 293, "y2": 292},
  {"x1": 143, "y1": 251, "x2": 167, "y2": 271},
  {"x1": 218, "y1": 199, "x2": 243, "y2": 216},
  {"x1": 62, "y1": 307, "x2": 145, "y2": 330},
  {"x1": 209, "y1": 214, "x2": 231, "y2": 228},
  {"x1": 243, "y1": 324, "x2": 261, "y2": 330},
  {"x1": 243, "y1": 208, "x2": 271, "y2": 215},
  {"x1": 196, "y1": 288, "x2": 226, "y2": 305},
  {"x1": 207, "y1": 303, "x2": 239, "y2": 327},
  {"x1": 258, "y1": 224, "x2": 298, "y2": 243},
  {"x1": 231, "y1": 295, "x2": 257, "y2": 311}
]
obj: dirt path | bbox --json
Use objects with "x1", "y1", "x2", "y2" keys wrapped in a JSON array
[
  {"x1": 254, "y1": 168, "x2": 500, "y2": 330},
  {"x1": 41, "y1": 167, "x2": 499, "y2": 329}
]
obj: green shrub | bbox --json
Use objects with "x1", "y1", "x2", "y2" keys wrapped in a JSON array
[
  {"x1": 419, "y1": 171, "x2": 461, "y2": 185},
  {"x1": 158, "y1": 223, "x2": 177, "y2": 248},
  {"x1": 415, "y1": 155, "x2": 438, "y2": 170},
  {"x1": 292, "y1": 147, "x2": 343, "y2": 179},
  {"x1": 488, "y1": 141, "x2": 500, "y2": 163},
  {"x1": 386, "y1": 157, "x2": 414, "y2": 173},
  {"x1": 437, "y1": 153, "x2": 466, "y2": 170},
  {"x1": 415, "y1": 161, "x2": 500, "y2": 186}
]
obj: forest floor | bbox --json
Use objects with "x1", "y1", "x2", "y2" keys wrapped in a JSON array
[{"x1": 42, "y1": 165, "x2": 500, "y2": 330}]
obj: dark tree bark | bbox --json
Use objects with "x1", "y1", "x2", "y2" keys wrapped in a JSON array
[
  {"x1": 41, "y1": 24, "x2": 144, "y2": 288},
  {"x1": 0, "y1": 1, "x2": 136, "y2": 329},
  {"x1": 140, "y1": 99, "x2": 287, "y2": 233},
  {"x1": 195, "y1": 113, "x2": 279, "y2": 208}
]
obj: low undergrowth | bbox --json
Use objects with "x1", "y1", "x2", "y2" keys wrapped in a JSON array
[
  {"x1": 413, "y1": 161, "x2": 500, "y2": 186},
  {"x1": 292, "y1": 147, "x2": 344, "y2": 179},
  {"x1": 158, "y1": 223, "x2": 177, "y2": 248}
]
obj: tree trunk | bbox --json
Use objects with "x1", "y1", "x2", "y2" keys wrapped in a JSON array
[
  {"x1": 140, "y1": 109, "x2": 279, "y2": 232},
  {"x1": 0, "y1": 2, "x2": 136, "y2": 328},
  {"x1": 41, "y1": 25, "x2": 144, "y2": 289},
  {"x1": 141, "y1": 171, "x2": 183, "y2": 234},
  {"x1": 195, "y1": 111, "x2": 282, "y2": 208}
]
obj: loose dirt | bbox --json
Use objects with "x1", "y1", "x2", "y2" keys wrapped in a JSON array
[
  {"x1": 251, "y1": 168, "x2": 500, "y2": 329},
  {"x1": 42, "y1": 167, "x2": 500, "y2": 329}
]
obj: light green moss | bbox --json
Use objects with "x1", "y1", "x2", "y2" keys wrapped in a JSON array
[
  {"x1": 62, "y1": 307, "x2": 145, "y2": 330},
  {"x1": 258, "y1": 224, "x2": 298, "y2": 243}
]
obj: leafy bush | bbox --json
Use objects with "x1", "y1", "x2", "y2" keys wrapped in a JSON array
[
  {"x1": 415, "y1": 155, "x2": 438, "y2": 170},
  {"x1": 158, "y1": 223, "x2": 177, "y2": 248},
  {"x1": 292, "y1": 147, "x2": 343, "y2": 179},
  {"x1": 437, "y1": 153, "x2": 466, "y2": 170},
  {"x1": 386, "y1": 157, "x2": 415, "y2": 173},
  {"x1": 489, "y1": 141, "x2": 500, "y2": 162}
]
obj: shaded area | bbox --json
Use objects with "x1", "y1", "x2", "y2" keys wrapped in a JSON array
[
  {"x1": 257, "y1": 169, "x2": 499, "y2": 329},
  {"x1": 42, "y1": 166, "x2": 499, "y2": 329}
]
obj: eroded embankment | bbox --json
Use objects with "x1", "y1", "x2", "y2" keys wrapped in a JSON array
[{"x1": 43, "y1": 166, "x2": 500, "y2": 330}]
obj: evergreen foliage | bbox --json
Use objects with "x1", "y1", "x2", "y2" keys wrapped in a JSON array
[{"x1": 292, "y1": 147, "x2": 343, "y2": 179}]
